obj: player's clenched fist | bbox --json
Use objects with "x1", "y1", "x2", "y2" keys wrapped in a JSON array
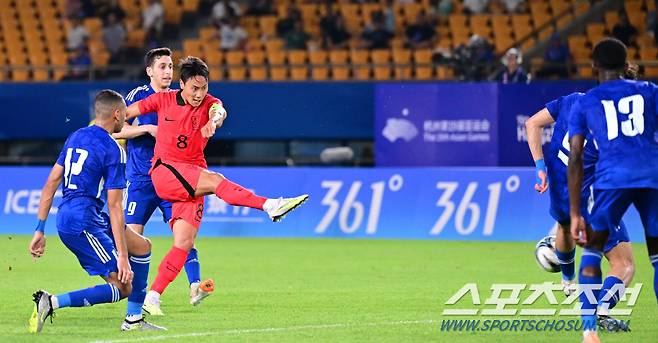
[{"x1": 29, "y1": 230, "x2": 46, "y2": 260}]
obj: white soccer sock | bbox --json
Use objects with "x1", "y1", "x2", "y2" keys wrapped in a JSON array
[
  {"x1": 146, "y1": 290, "x2": 161, "y2": 301},
  {"x1": 125, "y1": 314, "x2": 142, "y2": 322},
  {"x1": 50, "y1": 295, "x2": 59, "y2": 310},
  {"x1": 262, "y1": 198, "x2": 277, "y2": 212}
]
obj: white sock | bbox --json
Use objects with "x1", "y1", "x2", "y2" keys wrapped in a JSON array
[
  {"x1": 50, "y1": 295, "x2": 59, "y2": 310},
  {"x1": 190, "y1": 282, "x2": 200, "y2": 290},
  {"x1": 263, "y1": 198, "x2": 277, "y2": 212},
  {"x1": 146, "y1": 290, "x2": 160, "y2": 301},
  {"x1": 126, "y1": 314, "x2": 142, "y2": 322}
]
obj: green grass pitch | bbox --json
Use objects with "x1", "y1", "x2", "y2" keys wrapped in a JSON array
[{"x1": 0, "y1": 235, "x2": 656, "y2": 342}]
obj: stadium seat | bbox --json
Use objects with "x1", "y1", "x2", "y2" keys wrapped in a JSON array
[
  {"x1": 401, "y1": 3, "x2": 422, "y2": 24},
  {"x1": 361, "y1": 3, "x2": 381, "y2": 25},
  {"x1": 586, "y1": 24, "x2": 605, "y2": 39},
  {"x1": 604, "y1": 11, "x2": 619, "y2": 32},
  {"x1": 126, "y1": 30, "x2": 146, "y2": 48},
  {"x1": 246, "y1": 50, "x2": 266, "y2": 65},
  {"x1": 267, "y1": 51, "x2": 286, "y2": 66},
  {"x1": 331, "y1": 66, "x2": 350, "y2": 80},
  {"x1": 270, "y1": 66, "x2": 287, "y2": 81},
  {"x1": 577, "y1": 65, "x2": 593, "y2": 79},
  {"x1": 574, "y1": 1, "x2": 589, "y2": 16},
  {"x1": 163, "y1": 0, "x2": 183, "y2": 24},
  {"x1": 84, "y1": 18, "x2": 103, "y2": 39},
  {"x1": 415, "y1": 66, "x2": 433, "y2": 80},
  {"x1": 183, "y1": 39, "x2": 204, "y2": 58},
  {"x1": 371, "y1": 50, "x2": 390, "y2": 65},
  {"x1": 392, "y1": 49, "x2": 411, "y2": 65},
  {"x1": 311, "y1": 66, "x2": 329, "y2": 81},
  {"x1": 353, "y1": 65, "x2": 370, "y2": 80},
  {"x1": 287, "y1": 50, "x2": 307, "y2": 66},
  {"x1": 264, "y1": 39, "x2": 284, "y2": 52},
  {"x1": 637, "y1": 35, "x2": 655, "y2": 48},
  {"x1": 245, "y1": 39, "x2": 264, "y2": 51},
  {"x1": 640, "y1": 47, "x2": 658, "y2": 60},
  {"x1": 624, "y1": 1, "x2": 643, "y2": 15},
  {"x1": 205, "y1": 50, "x2": 223, "y2": 68},
  {"x1": 250, "y1": 66, "x2": 267, "y2": 81},
  {"x1": 373, "y1": 66, "x2": 391, "y2": 80},
  {"x1": 182, "y1": 0, "x2": 199, "y2": 12},
  {"x1": 199, "y1": 27, "x2": 216, "y2": 41},
  {"x1": 413, "y1": 49, "x2": 432, "y2": 64},
  {"x1": 556, "y1": 14, "x2": 573, "y2": 29},
  {"x1": 309, "y1": 50, "x2": 328, "y2": 65},
  {"x1": 329, "y1": 50, "x2": 349, "y2": 65},
  {"x1": 394, "y1": 66, "x2": 412, "y2": 80},
  {"x1": 259, "y1": 16, "x2": 278, "y2": 37},
  {"x1": 436, "y1": 66, "x2": 453, "y2": 80},
  {"x1": 290, "y1": 66, "x2": 308, "y2": 81},
  {"x1": 228, "y1": 67, "x2": 247, "y2": 81},
  {"x1": 226, "y1": 51, "x2": 245, "y2": 66}
]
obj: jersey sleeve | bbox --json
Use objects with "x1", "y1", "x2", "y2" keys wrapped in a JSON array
[
  {"x1": 125, "y1": 89, "x2": 144, "y2": 124},
  {"x1": 545, "y1": 96, "x2": 563, "y2": 120},
  {"x1": 103, "y1": 140, "x2": 127, "y2": 190},
  {"x1": 137, "y1": 92, "x2": 164, "y2": 116},
  {"x1": 568, "y1": 98, "x2": 587, "y2": 137}
]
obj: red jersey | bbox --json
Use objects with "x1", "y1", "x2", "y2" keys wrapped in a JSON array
[{"x1": 138, "y1": 90, "x2": 221, "y2": 168}]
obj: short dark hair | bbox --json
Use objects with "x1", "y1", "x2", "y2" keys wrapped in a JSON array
[
  {"x1": 144, "y1": 47, "x2": 172, "y2": 68},
  {"x1": 179, "y1": 56, "x2": 209, "y2": 82},
  {"x1": 592, "y1": 38, "x2": 627, "y2": 71},
  {"x1": 94, "y1": 89, "x2": 125, "y2": 118}
]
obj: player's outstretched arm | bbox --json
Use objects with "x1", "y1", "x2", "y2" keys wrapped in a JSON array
[
  {"x1": 29, "y1": 164, "x2": 63, "y2": 260},
  {"x1": 525, "y1": 108, "x2": 554, "y2": 193},
  {"x1": 112, "y1": 122, "x2": 157, "y2": 140},
  {"x1": 567, "y1": 134, "x2": 586, "y2": 244},
  {"x1": 107, "y1": 189, "x2": 133, "y2": 284},
  {"x1": 125, "y1": 102, "x2": 143, "y2": 120}
]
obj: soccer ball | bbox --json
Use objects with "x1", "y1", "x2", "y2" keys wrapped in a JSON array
[{"x1": 535, "y1": 235, "x2": 560, "y2": 273}]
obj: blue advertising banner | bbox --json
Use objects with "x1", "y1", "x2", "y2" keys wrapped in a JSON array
[
  {"x1": 0, "y1": 166, "x2": 645, "y2": 243},
  {"x1": 0, "y1": 82, "x2": 373, "y2": 140},
  {"x1": 375, "y1": 83, "x2": 498, "y2": 167},
  {"x1": 496, "y1": 81, "x2": 595, "y2": 166}
]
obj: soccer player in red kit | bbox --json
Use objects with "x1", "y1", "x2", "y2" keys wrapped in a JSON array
[{"x1": 125, "y1": 56, "x2": 308, "y2": 314}]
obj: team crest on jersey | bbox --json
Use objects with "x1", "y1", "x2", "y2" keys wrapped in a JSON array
[{"x1": 192, "y1": 116, "x2": 200, "y2": 130}]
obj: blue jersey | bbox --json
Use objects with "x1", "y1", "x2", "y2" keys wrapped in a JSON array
[
  {"x1": 569, "y1": 80, "x2": 658, "y2": 189},
  {"x1": 544, "y1": 92, "x2": 598, "y2": 224},
  {"x1": 56, "y1": 125, "x2": 127, "y2": 234},
  {"x1": 125, "y1": 85, "x2": 158, "y2": 182}
]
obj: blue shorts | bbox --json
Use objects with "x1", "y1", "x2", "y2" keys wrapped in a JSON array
[
  {"x1": 548, "y1": 178, "x2": 628, "y2": 252},
  {"x1": 548, "y1": 178, "x2": 592, "y2": 225},
  {"x1": 59, "y1": 228, "x2": 118, "y2": 277},
  {"x1": 125, "y1": 180, "x2": 172, "y2": 225},
  {"x1": 590, "y1": 188, "x2": 658, "y2": 239}
]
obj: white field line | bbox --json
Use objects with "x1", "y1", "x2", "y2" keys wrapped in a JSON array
[{"x1": 90, "y1": 319, "x2": 438, "y2": 343}]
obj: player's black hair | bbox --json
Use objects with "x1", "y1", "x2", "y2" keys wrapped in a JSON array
[
  {"x1": 94, "y1": 89, "x2": 125, "y2": 118},
  {"x1": 144, "y1": 47, "x2": 172, "y2": 68},
  {"x1": 592, "y1": 38, "x2": 627, "y2": 71},
  {"x1": 179, "y1": 56, "x2": 209, "y2": 82}
]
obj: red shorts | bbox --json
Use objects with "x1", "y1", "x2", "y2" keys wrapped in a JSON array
[{"x1": 150, "y1": 159, "x2": 205, "y2": 230}]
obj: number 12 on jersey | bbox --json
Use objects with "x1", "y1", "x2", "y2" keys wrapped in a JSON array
[{"x1": 63, "y1": 148, "x2": 88, "y2": 190}]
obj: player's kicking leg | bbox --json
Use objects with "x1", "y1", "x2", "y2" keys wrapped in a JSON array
[
  {"x1": 194, "y1": 169, "x2": 309, "y2": 222},
  {"x1": 555, "y1": 222, "x2": 577, "y2": 296}
]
